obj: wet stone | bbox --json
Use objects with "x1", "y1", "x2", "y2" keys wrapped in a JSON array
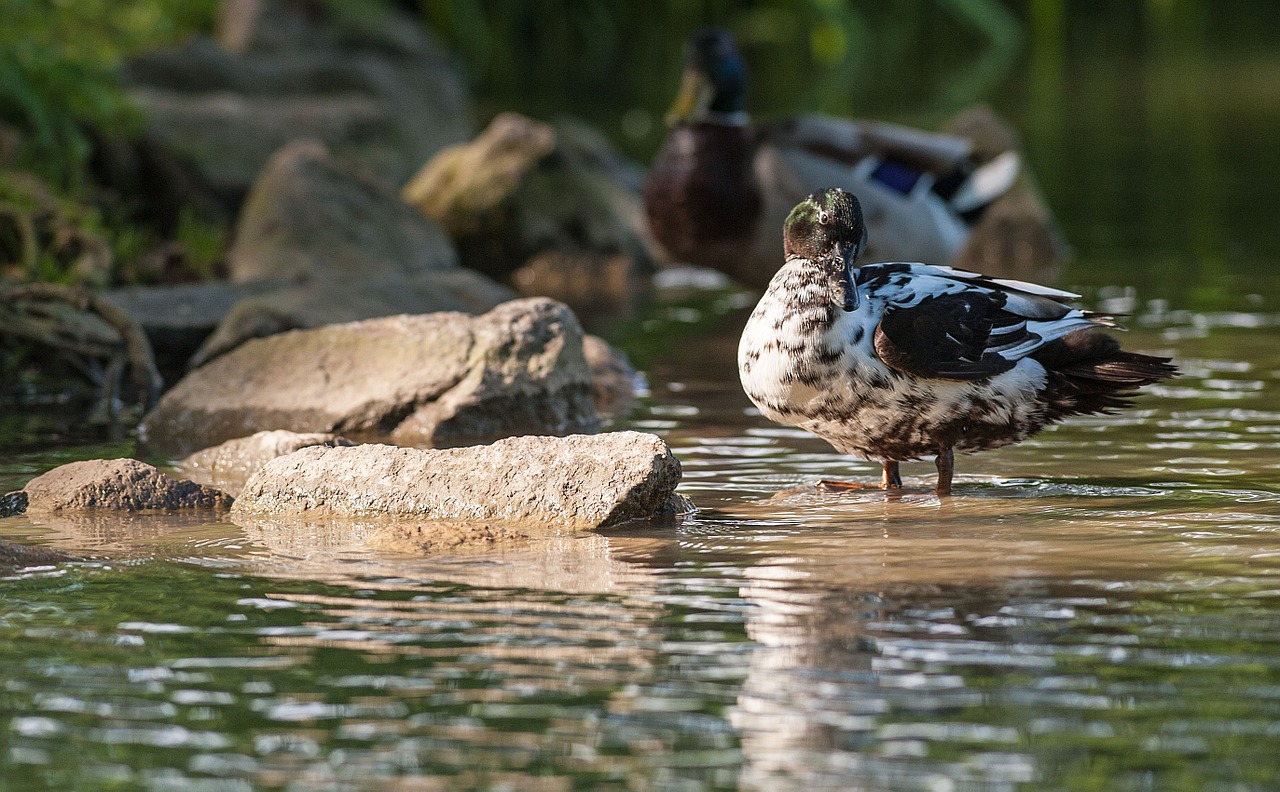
[
  {"x1": 0, "y1": 491, "x2": 28, "y2": 518},
  {"x1": 230, "y1": 431, "x2": 687, "y2": 532},
  {"x1": 139, "y1": 297, "x2": 601, "y2": 458},
  {"x1": 0, "y1": 539, "x2": 72, "y2": 570},
  {"x1": 178, "y1": 430, "x2": 356, "y2": 497},
  {"x1": 23, "y1": 459, "x2": 233, "y2": 513}
]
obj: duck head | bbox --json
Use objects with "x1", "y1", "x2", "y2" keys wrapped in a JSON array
[
  {"x1": 783, "y1": 188, "x2": 867, "y2": 311},
  {"x1": 666, "y1": 28, "x2": 748, "y2": 125}
]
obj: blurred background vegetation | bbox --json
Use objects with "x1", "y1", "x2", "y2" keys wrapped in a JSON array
[
  {"x1": 2, "y1": 0, "x2": 1279, "y2": 302},
  {"x1": 1, "y1": 0, "x2": 219, "y2": 186}
]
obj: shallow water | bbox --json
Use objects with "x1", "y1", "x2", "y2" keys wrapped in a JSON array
[
  {"x1": 3, "y1": 292, "x2": 1280, "y2": 791},
  {"x1": 6, "y1": 5, "x2": 1280, "y2": 788}
]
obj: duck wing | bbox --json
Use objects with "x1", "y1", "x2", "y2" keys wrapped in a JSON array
[
  {"x1": 860, "y1": 263, "x2": 1096, "y2": 381},
  {"x1": 758, "y1": 114, "x2": 973, "y2": 175}
]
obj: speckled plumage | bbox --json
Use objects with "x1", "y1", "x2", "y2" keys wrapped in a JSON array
[{"x1": 738, "y1": 188, "x2": 1178, "y2": 494}]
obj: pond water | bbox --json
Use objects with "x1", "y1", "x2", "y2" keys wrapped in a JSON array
[
  {"x1": 5, "y1": 6, "x2": 1280, "y2": 791},
  {"x1": 2, "y1": 290, "x2": 1279, "y2": 790}
]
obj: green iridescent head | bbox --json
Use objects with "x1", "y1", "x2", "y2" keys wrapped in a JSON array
[{"x1": 783, "y1": 188, "x2": 867, "y2": 263}]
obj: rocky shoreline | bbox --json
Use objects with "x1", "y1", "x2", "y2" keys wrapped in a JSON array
[{"x1": 1, "y1": 0, "x2": 1064, "y2": 563}]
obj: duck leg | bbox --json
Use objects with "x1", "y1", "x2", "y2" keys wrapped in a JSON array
[
  {"x1": 882, "y1": 461, "x2": 902, "y2": 489},
  {"x1": 934, "y1": 447, "x2": 955, "y2": 496},
  {"x1": 818, "y1": 461, "x2": 903, "y2": 492}
]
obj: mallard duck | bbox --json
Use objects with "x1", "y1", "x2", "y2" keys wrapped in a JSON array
[
  {"x1": 644, "y1": 28, "x2": 1022, "y2": 289},
  {"x1": 737, "y1": 188, "x2": 1177, "y2": 495}
]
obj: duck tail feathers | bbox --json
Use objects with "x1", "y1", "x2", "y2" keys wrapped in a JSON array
[{"x1": 1033, "y1": 328, "x2": 1178, "y2": 419}]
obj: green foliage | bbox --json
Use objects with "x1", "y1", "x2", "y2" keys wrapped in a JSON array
[
  {"x1": 173, "y1": 207, "x2": 227, "y2": 280},
  {"x1": 0, "y1": 0, "x2": 219, "y2": 187},
  {"x1": 0, "y1": 169, "x2": 112, "y2": 285}
]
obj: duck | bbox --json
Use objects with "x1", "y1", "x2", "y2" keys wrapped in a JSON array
[
  {"x1": 737, "y1": 188, "x2": 1178, "y2": 495},
  {"x1": 643, "y1": 28, "x2": 1024, "y2": 290}
]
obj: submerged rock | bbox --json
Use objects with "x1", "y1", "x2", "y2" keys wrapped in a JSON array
[
  {"x1": 231, "y1": 431, "x2": 687, "y2": 531},
  {"x1": 23, "y1": 459, "x2": 232, "y2": 512},
  {"x1": 0, "y1": 540, "x2": 72, "y2": 570},
  {"x1": 139, "y1": 298, "x2": 600, "y2": 458},
  {"x1": 1, "y1": 491, "x2": 28, "y2": 518},
  {"x1": 178, "y1": 430, "x2": 355, "y2": 497}
]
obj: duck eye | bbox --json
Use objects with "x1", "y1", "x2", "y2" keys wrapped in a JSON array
[{"x1": 816, "y1": 208, "x2": 830, "y2": 224}]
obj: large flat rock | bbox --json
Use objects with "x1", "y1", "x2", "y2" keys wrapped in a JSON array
[
  {"x1": 138, "y1": 298, "x2": 600, "y2": 458},
  {"x1": 231, "y1": 431, "x2": 685, "y2": 531}
]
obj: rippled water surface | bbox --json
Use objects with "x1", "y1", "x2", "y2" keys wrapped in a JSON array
[
  {"x1": 3, "y1": 293, "x2": 1280, "y2": 791},
  {"x1": 7, "y1": 6, "x2": 1280, "y2": 786}
]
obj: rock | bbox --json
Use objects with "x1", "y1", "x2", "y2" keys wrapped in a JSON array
[
  {"x1": 512, "y1": 250, "x2": 651, "y2": 323},
  {"x1": 402, "y1": 113, "x2": 656, "y2": 313},
  {"x1": 0, "y1": 540, "x2": 72, "y2": 570},
  {"x1": 189, "y1": 270, "x2": 514, "y2": 367},
  {"x1": 403, "y1": 112, "x2": 556, "y2": 244},
  {"x1": 178, "y1": 430, "x2": 355, "y2": 497},
  {"x1": 582, "y1": 335, "x2": 638, "y2": 417},
  {"x1": 1, "y1": 491, "x2": 28, "y2": 517},
  {"x1": 124, "y1": 2, "x2": 471, "y2": 207},
  {"x1": 227, "y1": 139, "x2": 458, "y2": 282},
  {"x1": 104, "y1": 269, "x2": 514, "y2": 371},
  {"x1": 231, "y1": 431, "x2": 686, "y2": 530},
  {"x1": 102, "y1": 279, "x2": 289, "y2": 371},
  {"x1": 138, "y1": 297, "x2": 600, "y2": 458},
  {"x1": 23, "y1": 459, "x2": 233, "y2": 513}
]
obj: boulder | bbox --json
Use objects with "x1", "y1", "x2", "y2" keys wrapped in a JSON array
[
  {"x1": 178, "y1": 430, "x2": 355, "y2": 496},
  {"x1": 231, "y1": 431, "x2": 686, "y2": 530},
  {"x1": 188, "y1": 270, "x2": 514, "y2": 367},
  {"x1": 23, "y1": 459, "x2": 232, "y2": 512},
  {"x1": 227, "y1": 139, "x2": 459, "y2": 282},
  {"x1": 582, "y1": 335, "x2": 638, "y2": 417},
  {"x1": 138, "y1": 297, "x2": 600, "y2": 458},
  {"x1": 402, "y1": 113, "x2": 657, "y2": 315},
  {"x1": 124, "y1": 1, "x2": 471, "y2": 206}
]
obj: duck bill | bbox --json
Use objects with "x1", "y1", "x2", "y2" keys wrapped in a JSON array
[
  {"x1": 829, "y1": 262, "x2": 860, "y2": 310},
  {"x1": 665, "y1": 68, "x2": 712, "y2": 125},
  {"x1": 832, "y1": 249, "x2": 859, "y2": 312}
]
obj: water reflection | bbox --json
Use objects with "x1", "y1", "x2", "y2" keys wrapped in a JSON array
[
  {"x1": 3, "y1": 299, "x2": 1280, "y2": 788},
  {"x1": 4, "y1": 497, "x2": 1280, "y2": 790}
]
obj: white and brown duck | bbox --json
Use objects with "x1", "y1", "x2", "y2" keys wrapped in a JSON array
[{"x1": 737, "y1": 187, "x2": 1178, "y2": 495}]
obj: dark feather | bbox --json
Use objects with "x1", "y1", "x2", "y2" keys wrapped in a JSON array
[
  {"x1": 873, "y1": 292, "x2": 1025, "y2": 380},
  {"x1": 643, "y1": 122, "x2": 761, "y2": 271},
  {"x1": 1033, "y1": 329, "x2": 1178, "y2": 419}
]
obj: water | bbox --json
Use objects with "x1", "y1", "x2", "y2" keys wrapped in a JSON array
[
  {"x1": 2, "y1": 294, "x2": 1280, "y2": 790},
  {"x1": 5, "y1": 5, "x2": 1280, "y2": 790}
]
